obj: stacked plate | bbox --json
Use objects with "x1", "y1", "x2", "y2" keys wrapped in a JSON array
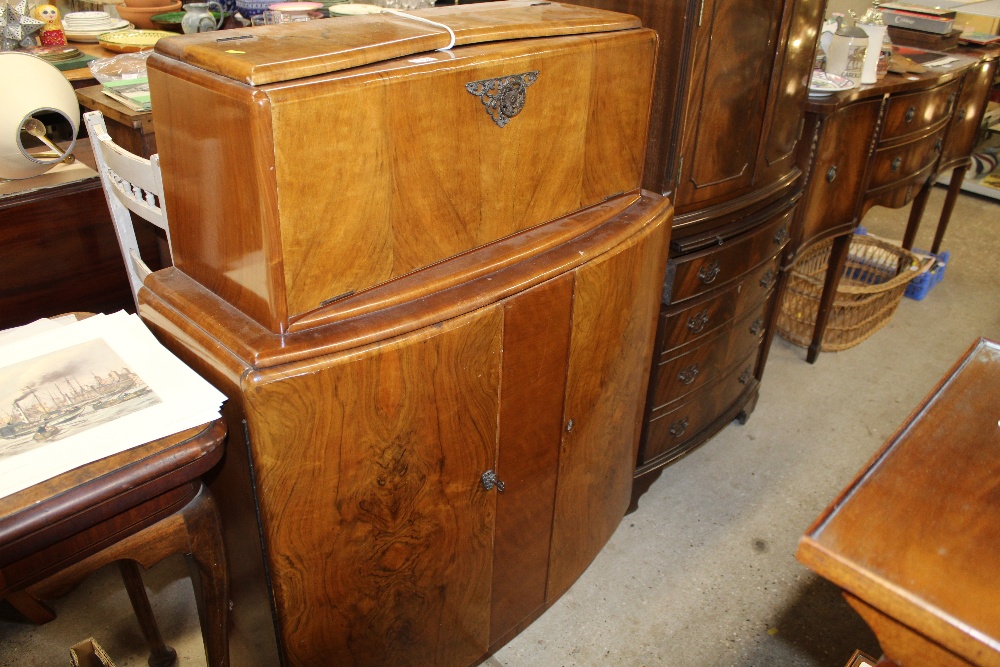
[
  {"x1": 62, "y1": 11, "x2": 131, "y2": 42},
  {"x1": 26, "y1": 44, "x2": 85, "y2": 63}
]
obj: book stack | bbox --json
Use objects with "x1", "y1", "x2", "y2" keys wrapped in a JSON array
[
  {"x1": 880, "y1": 2, "x2": 962, "y2": 49},
  {"x1": 102, "y1": 77, "x2": 152, "y2": 112}
]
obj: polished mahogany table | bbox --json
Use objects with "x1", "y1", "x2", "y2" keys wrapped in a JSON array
[
  {"x1": 0, "y1": 420, "x2": 229, "y2": 667},
  {"x1": 797, "y1": 338, "x2": 1000, "y2": 667}
]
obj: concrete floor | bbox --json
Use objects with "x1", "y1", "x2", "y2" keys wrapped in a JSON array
[{"x1": 1, "y1": 185, "x2": 997, "y2": 667}]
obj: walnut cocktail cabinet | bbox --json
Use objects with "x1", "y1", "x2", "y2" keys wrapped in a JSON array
[
  {"x1": 790, "y1": 49, "x2": 999, "y2": 363},
  {"x1": 566, "y1": 0, "x2": 825, "y2": 473},
  {"x1": 141, "y1": 193, "x2": 670, "y2": 666},
  {"x1": 143, "y1": 4, "x2": 669, "y2": 665}
]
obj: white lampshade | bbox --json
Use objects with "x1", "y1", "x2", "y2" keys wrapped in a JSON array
[{"x1": 0, "y1": 52, "x2": 80, "y2": 180}]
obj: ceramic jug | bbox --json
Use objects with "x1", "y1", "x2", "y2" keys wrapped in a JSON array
[
  {"x1": 825, "y1": 24, "x2": 868, "y2": 83},
  {"x1": 181, "y1": 2, "x2": 223, "y2": 33}
]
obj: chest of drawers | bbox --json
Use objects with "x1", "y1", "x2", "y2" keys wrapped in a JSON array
[{"x1": 637, "y1": 201, "x2": 792, "y2": 472}]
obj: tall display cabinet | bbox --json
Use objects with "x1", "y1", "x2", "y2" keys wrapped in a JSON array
[{"x1": 567, "y1": 0, "x2": 826, "y2": 475}]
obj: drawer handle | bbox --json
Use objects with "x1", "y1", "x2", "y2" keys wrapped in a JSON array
[
  {"x1": 750, "y1": 317, "x2": 765, "y2": 336},
  {"x1": 481, "y1": 470, "x2": 505, "y2": 492},
  {"x1": 935, "y1": 138, "x2": 943, "y2": 153},
  {"x1": 905, "y1": 106, "x2": 916, "y2": 123},
  {"x1": 678, "y1": 364, "x2": 700, "y2": 385},
  {"x1": 759, "y1": 269, "x2": 776, "y2": 290},
  {"x1": 947, "y1": 92, "x2": 956, "y2": 110},
  {"x1": 826, "y1": 165, "x2": 838, "y2": 183},
  {"x1": 957, "y1": 109, "x2": 967, "y2": 121},
  {"x1": 773, "y1": 224, "x2": 788, "y2": 246},
  {"x1": 687, "y1": 309, "x2": 710, "y2": 334},
  {"x1": 739, "y1": 368, "x2": 753, "y2": 385},
  {"x1": 669, "y1": 417, "x2": 689, "y2": 438},
  {"x1": 698, "y1": 260, "x2": 721, "y2": 284},
  {"x1": 891, "y1": 157, "x2": 902, "y2": 172}
]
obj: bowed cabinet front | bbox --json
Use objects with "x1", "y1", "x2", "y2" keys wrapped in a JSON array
[{"x1": 140, "y1": 194, "x2": 670, "y2": 666}]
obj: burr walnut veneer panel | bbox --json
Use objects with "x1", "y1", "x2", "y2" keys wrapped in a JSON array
[
  {"x1": 140, "y1": 194, "x2": 671, "y2": 666},
  {"x1": 148, "y1": 4, "x2": 656, "y2": 333}
]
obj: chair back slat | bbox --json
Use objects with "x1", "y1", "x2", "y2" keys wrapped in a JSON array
[{"x1": 84, "y1": 110, "x2": 172, "y2": 310}]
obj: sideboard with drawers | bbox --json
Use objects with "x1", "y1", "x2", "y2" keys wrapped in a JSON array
[{"x1": 790, "y1": 47, "x2": 999, "y2": 363}]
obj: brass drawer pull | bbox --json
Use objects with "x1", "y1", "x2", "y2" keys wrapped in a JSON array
[
  {"x1": 773, "y1": 224, "x2": 788, "y2": 246},
  {"x1": 678, "y1": 364, "x2": 700, "y2": 385},
  {"x1": 669, "y1": 417, "x2": 689, "y2": 438},
  {"x1": 759, "y1": 269, "x2": 776, "y2": 290},
  {"x1": 891, "y1": 157, "x2": 902, "y2": 172},
  {"x1": 957, "y1": 109, "x2": 967, "y2": 121},
  {"x1": 698, "y1": 259, "x2": 721, "y2": 284},
  {"x1": 935, "y1": 138, "x2": 943, "y2": 153},
  {"x1": 826, "y1": 165, "x2": 838, "y2": 183},
  {"x1": 687, "y1": 309, "x2": 710, "y2": 334},
  {"x1": 750, "y1": 317, "x2": 765, "y2": 336},
  {"x1": 739, "y1": 368, "x2": 753, "y2": 385},
  {"x1": 905, "y1": 106, "x2": 916, "y2": 123},
  {"x1": 481, "y1": 470, "x2": 505, "y2": 492}
]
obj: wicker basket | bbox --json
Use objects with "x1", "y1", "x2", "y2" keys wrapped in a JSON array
[{"x1": 777, "y1": 234, "x2": 927, "y2": 352}]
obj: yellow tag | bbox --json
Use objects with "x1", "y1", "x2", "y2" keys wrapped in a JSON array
[{"x1": 225, "y1": 50, "x2": 246, "y2": 54}]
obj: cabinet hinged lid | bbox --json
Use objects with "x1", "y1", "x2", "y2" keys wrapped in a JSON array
[{"x1": 151, "y1": 1, "x2": 642, "y2": 86}]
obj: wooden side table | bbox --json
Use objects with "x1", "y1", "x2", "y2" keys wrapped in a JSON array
[
  {"x1": 0, "y1": 420, "x2": 229, "y2": 667},
  {"x1": 797, "y1": 338, "x2": 1000, "y2": 667},
  {"x1": 76, "y1": 86, "x2": 156, "y2": 159}
]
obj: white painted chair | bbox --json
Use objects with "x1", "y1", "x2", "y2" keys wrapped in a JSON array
[{"x1": 84, "y1": 110, "x2": 171, "y2": 310}]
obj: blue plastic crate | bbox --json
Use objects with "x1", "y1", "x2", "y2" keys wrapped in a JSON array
[{"x1": 904, "y1": 250, "x2": 949, "y2": 301}]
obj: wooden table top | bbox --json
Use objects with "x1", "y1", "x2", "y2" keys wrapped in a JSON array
[
  {"x1": 63, "y1": 43, "x2": 120, "y2": 87},
  {"x1": 0, "y1": 420, "x2": 225, "y2": 563},
  {"x1": 797, "y1": 338, "x2": 1000, "y2": 667}
]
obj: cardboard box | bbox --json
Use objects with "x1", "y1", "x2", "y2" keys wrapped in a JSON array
[{"x1": 69, "y1": 639, "x2": 116, "y2": 667}]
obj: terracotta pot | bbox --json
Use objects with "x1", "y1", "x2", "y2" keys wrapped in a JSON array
[{"x1": 116, "y1": 1, "x2": 182, "y2": 29}]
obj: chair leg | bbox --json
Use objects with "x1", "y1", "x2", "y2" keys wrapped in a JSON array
[
  {"x1": 5, "y1": 590, "x2": 56, "y2": 625},
  {"x1": 182, "y1": 485, "x2": 230, "y2": 667},
  {"x1": 119, "y1": 560, "x2": 178, "y2": 667}
]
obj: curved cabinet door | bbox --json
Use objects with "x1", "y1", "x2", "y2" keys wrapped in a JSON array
[
  {"x1": 794, "y1": 98, "x2": 882, "y2": 257},
  {"x1": 755, "y1": 0, "x2": 825, "y2": 186},
  {"x1": 546, "y1": 211, "x2": 667, "y2": 600},
  {"x1": 245, "y1": 309, "x2": 502, "y2": 667},
  {"x1": 940, "y1": 58, "x2": 999, "y2": 168},
  {"x1": 675, "y1": 0, "x2": 784, "y2": 211}
]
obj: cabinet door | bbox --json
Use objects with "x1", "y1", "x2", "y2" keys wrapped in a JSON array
[
  {"x1": 547, "y1": 208, "x2": 668, "y2": 599},
  {"x1": 245, "y1": 308, "x2": 501, "y2": 667},
  {"x1": 795, "y1": 98, "x2": 882, "y2": 255},
  {"x1": 940, "y1": 58, "x2": 999, "y2": 167},
  {"x1": 755, "y1": 0, "x2": 826, "y2": 187},
  {"x1": 490, "y1": 274, "x2": 573, "y2": 645},
  {"x1": 675, "y1": 0, "x2": 784, "y2": 211}
]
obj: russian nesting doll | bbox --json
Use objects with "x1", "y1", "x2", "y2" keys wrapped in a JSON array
[{"x1": 31, "y1": 4, "x2": 66, "y2": 46}]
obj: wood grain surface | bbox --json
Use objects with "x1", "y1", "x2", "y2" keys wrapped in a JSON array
[
  {"x1": 154, "y1": 2, "x2": 642, "y2": 86},
  {"x1": 797, "y1": 339, "x2": 1000, "y2": 667},
  {"x1": 546, "y1": 193, "x2": 667, "y2": 600},
  {"x1": 245, "y1": 310, "x2": 501, "y2": 666},
  {"x1": 149, "y1": 22, "x2": 655, "y2": 332},
  {"x1": 139, "y1": 191, "x2": 671, "y2": 666},
  {"x1": 675, "y1": 0, "x2": 783, "y2": 211},
  {"x1": 490, "y1": 274, "x2": 573, "y2": 644}
]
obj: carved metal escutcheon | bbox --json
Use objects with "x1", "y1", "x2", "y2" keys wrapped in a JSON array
[{"x1": 465, "y1": 71, "x2": 540, "y2": 128}]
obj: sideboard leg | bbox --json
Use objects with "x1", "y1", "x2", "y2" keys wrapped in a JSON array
[
  {"x1": 931, "y1": 166, "x2": 966, "y2": 255},
  {"x1": 807, "y1": 234, "x2": 851, "y2": 364},
  {"x1": 902, "y1": 181, "x2": 932, "y2": 251}
]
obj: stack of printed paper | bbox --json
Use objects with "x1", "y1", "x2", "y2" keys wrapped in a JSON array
[{"x1": 0, "y1": 312, "x2": 225, "y2": 499}]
